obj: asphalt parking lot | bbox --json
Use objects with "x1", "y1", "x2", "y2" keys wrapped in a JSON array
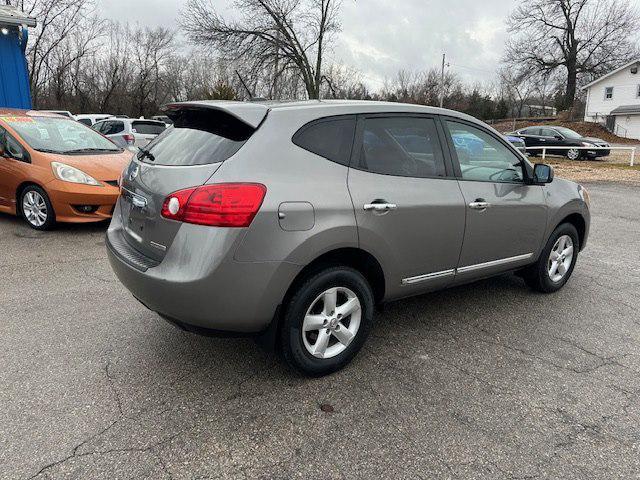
[{"x1": 1, "y1": 182, "x2": 639, "y2": 480}]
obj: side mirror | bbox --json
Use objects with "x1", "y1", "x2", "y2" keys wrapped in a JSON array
[
  {"x1": 554, "y1": 135, "x2": 563, "y2": 140},
  {"x1": 10, "y1": 150, "x2": 25, "y2": 161},
  {"x1": 533, "y1": 163, "x2": 554, "y2": 184}
]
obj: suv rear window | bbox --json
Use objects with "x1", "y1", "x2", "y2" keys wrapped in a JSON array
[
  {"x1": 138, "y1": 108, "x2": 254, "y2": 166},
  {"x1": 133, "y1": 121, "x2": 165, "y2": 135},
  {"x1": 292, "y1": 116, "x2": 356, "y2": 166}
]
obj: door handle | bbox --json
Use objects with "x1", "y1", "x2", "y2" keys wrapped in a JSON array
[
  {"x1": 469, "y1": 199, "x2": 490, "y2": 210},
  {"x1": 364, "y1": 203, "x2": 397, "y2": 212}
]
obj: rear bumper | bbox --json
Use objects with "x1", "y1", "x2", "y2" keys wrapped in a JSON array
[{"x1": 105, "y1": 212, "x2": 301, "y2": 333}]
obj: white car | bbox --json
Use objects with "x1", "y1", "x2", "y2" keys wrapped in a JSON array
[
  {"x1": 40, "y1": 110, "x2": 74, "y2": 119},
  {"x1": 92, "y1": 118, "x2": 167, "y2": 149},
  {"x1": 75, "y1": 114, "x2": 114, "y2": 127}
]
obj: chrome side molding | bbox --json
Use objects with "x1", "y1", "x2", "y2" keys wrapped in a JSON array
[
  {"x1": 456, "y1": 253, "x2": 534, "y2": 274},
  {"x1": 401, "y1": 269, "x2": 455, "y2": 285},
  {"x1": 402, "y1": 253, "x2": 534, "y2": 285}
]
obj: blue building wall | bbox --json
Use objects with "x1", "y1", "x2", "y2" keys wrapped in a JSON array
[{"x1": 0, "y1": 27, "x2": 32, "y2": 109}]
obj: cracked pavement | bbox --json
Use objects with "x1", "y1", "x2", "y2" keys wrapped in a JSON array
[{"x1": 1, "y1": 182, "x2": 639, "y2": 479}]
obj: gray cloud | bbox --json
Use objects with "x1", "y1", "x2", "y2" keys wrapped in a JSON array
[{"x1": 96, "y1": 0, "x2": 640, "y2": 89}]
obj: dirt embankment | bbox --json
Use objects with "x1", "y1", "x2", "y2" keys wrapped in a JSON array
[{"x1": 492, "y1": 120, "x2": 637, "y2": 145}]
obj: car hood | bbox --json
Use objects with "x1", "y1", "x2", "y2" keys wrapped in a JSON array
[
  {"x1": 47, "y1": 151, "x2": 133, "y2": 181},
  {"x1": 582, "y1": 137, "x2": 606, "y2": 144}
]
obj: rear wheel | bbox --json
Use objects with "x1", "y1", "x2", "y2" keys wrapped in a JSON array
[
  {"x1": 524, "y1": 223, "x2": 579, "y2": 293},
  {"x1": 280, "y1": 267, "x2": 374, "y2": 376},
  {"x1": 20, "y1": 185, "x2": 55, "y2": 230}
]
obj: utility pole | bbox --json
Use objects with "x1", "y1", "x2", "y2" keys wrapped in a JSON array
[{"x1": 439, "y1": 53, "x2": 449, "y2": 108}]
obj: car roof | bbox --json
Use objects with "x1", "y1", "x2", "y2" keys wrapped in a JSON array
[
  {"x1": 76, "y1": 114, "x2": 113, "y2": 119},
  {"x1": 0, "y1": 108, "x2": 69, "y2": 119},
  {"x1": 165, "y1": 99, "x2": 489, "y2": 130}
]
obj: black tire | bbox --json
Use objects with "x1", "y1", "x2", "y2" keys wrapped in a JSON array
[
  {"x1": 19, "y1": 185, "x2": 56, "y2": 230},
  {"x1": 524, "y1": 223, "x2": 579, "y2": 293},
  {"x1": 280, "y1": 266, "x2": 374, "y2": 376},
  {"x1": 566, "y1": 148, "x2": 582, "y2": 161}
]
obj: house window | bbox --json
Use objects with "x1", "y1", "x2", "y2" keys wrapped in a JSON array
[{"x1": 605, "y1": 87, "x2": 614, "y2": 100}]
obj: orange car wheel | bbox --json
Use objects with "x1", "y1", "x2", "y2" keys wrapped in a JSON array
[{"x1": 20, "y1": 185, "x2": 56, "y2": 230}]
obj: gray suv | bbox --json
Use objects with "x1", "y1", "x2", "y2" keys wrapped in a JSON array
[{"x1": 107, "y1": 100, "x2": 590, "y2": 376}]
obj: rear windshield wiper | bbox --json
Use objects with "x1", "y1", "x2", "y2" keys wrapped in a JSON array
[{"x1": 137, "y1": 147, "x2": 155, "y2": 162}]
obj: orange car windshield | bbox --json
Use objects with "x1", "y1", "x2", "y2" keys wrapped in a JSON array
[{"x1": 1, "y1": 116, "x2": 121, "y2": 154}]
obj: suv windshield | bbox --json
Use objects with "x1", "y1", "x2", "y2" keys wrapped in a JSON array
[
  {"x1": 553, "y1": 127, "x2": 583, "y2": 139},
  {"x1": 1, "y1": 116, "x2": 121, "y2": 154},
  {"x1": 138, "y1": 109, "x2": 254, "y2": 166}
]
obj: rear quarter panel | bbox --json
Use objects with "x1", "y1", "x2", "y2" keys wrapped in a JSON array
[{"x1": 214, "y1": 108, "x2": 359, "y2": 265}]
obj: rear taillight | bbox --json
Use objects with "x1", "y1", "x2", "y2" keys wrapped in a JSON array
[
  {"x1": 161, "y1": 183, "x2": 266, "y2": 227},
  {"x1": 123, "y1": 134, "x2": 135, "y2": 145}
]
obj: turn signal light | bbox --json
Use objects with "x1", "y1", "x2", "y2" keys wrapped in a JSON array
[{"x1": 161, "y1": 183, "x2": 267, "y2": 227}]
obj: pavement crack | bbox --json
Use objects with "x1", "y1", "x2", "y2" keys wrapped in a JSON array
[{"x1": 105, "y1": 358, "x2": 124, "y2": 417}]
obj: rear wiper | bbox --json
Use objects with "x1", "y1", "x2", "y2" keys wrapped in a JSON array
[{"x1": 137, "y1": 147, "x2": 155, "y2": 162}]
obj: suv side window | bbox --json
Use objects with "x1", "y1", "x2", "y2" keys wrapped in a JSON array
[
  {"x1": 356, "y1": 116, "x2": 446, "y2": 177},
  {"x1": 292, "y1": 116, "x2": 356, "y2": 166},
  {"x1": 93, "y1": 121, "x2": 107, "y2": 133},
  {"x1": 0, "y1": 126, "x2": 29, "y2": 163},
  {"x1": 445, "y1": 120, "x2": 523, "y2": 183},
  {"x1": 110, "y1": 121, "x2": 125, "y2": 134}
]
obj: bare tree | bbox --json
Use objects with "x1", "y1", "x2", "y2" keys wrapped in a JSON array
[
  {"x1": 129, "y1": 26, "x2": 174, "y2": 116},
  {"x1": 498, "y1": 68, "x2": 538, "y2": 117},
  {"x1": 181, "y1": 0, "x2": 342, "y2": 99},
  {"x1": 504, "y1": 0, "x2": 639, "y2": 110}
]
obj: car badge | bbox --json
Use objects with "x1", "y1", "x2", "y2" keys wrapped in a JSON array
[{"x1": 129, "y1": 164, "x2": 139, "y2": 181}]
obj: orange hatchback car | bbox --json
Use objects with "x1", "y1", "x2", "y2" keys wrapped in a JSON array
[{"x1": 0, "y1": 110, "x2": 132, "y2": 229}]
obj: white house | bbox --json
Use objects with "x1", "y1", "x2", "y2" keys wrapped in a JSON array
[{"x1": 583, "y1": 59, "x2": 640, "y2": 139}]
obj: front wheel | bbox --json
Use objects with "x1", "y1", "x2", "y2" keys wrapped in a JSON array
[
  {"x1": 524, "y1": 223, "x2": 579, "y2": 293},
  {"x1": 280, "y1": 267, "x2": 374, "y2": 376},
  {"x1": 20, "y1": 185, "x2": 55, "y2": 230},
  {"x1": 566, "y1": 148, "x2": 582, "y2": 160}
]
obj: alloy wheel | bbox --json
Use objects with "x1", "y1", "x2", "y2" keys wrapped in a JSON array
[
  {"x1": 548, "y1": 235, "x2": 574, "y2": 282},
  {"x1": 302, "y1": 287, "x2": 362, "y2": 359},
  {"x1": 22, "y1": 190, "x2": 48, "y2": 227},
  {"x1": 567, "y1": 148, "x2": 580, "y2": 160}
]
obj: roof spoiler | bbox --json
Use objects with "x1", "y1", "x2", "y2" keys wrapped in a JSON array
[{"x1": 162, "y1": 101, "x2": 268, "y2": 129}]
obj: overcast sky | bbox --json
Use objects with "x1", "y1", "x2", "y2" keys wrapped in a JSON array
[{"x1": 96, "y1": 0, "x2": 638, "y2": 90}]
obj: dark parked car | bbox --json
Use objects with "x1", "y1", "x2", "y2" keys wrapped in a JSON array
[{"x1": 510, "y1": 126, "x2": 610, "y2": 160}]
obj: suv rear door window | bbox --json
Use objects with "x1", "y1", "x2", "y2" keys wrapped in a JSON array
[
  {"x1": 356, "y1": 116, "x2": 446, "y2": 178},
  {"x1": 132, "y1": 121, "x2": 165, "y2": 135},
  {"x1": 292, "y1": 116, "x2": 356, "y2": 166},
  {"x1": 138, "y1": 108, "x2": 254, "y2": 166}
]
